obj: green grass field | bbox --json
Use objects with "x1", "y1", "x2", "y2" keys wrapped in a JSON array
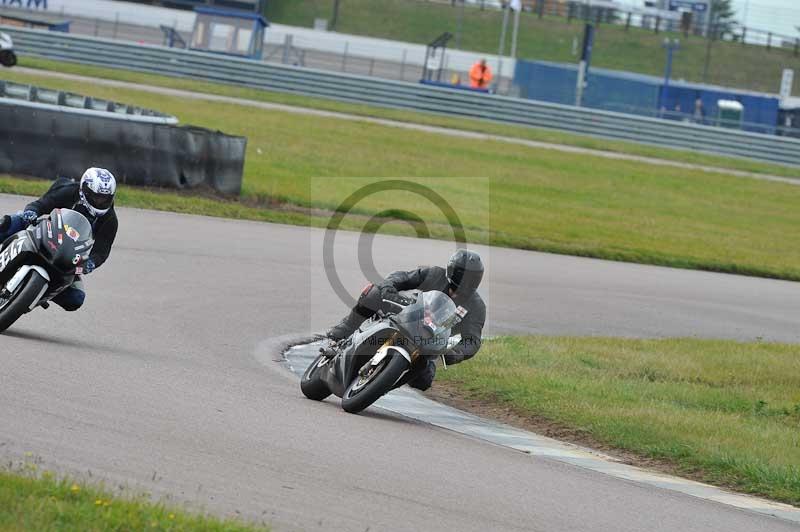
[
  {"x1": 19, "y1": 57, "x2": 800, "y2": 180},
  {"x1": 3, "y1": 60, "x2": 800, "y2": 512},
  {"x1": 436, "y1": 336, "x2": 800, "y2": 506},
  {"x1": 0, "y1": 469, "x2": 267, "y2": 531},
  {"x1": 4, "y1": 65, "x2": 800, "y2": 282},
  {"x1": 265, "y1": 0, "x2": 800, "y2": 95}
]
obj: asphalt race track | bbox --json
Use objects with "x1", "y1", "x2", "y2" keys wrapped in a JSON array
[{"x1": 2, "y1": 194, "x2": 799, "y2": 531}]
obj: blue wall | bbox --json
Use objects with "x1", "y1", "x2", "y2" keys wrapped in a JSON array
[
  {"x1": 661, "y1": 85, "x2": 779, "y2": 133},
  {"x1": 513, "y1": 60, "x2": 779, "y2": 133},
  {"x1": 514, "y1": 61, "x2": 577, "y2": 106},
  {"x1": 585, "y1": 71, "x2": 661, "y2": 116}
]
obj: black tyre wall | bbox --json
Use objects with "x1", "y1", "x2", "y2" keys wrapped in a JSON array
[{"x1": 0, "y1": 105, "x2": 246, "y2": 195}]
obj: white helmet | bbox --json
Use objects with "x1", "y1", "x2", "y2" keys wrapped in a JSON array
[{"x1": 79, "y1": 168, "x2": 116, "y2": 217}]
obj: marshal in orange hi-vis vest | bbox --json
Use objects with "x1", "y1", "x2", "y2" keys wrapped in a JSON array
[{"x1": 469, "y1": 60, "x2": 493, "y2": 89}]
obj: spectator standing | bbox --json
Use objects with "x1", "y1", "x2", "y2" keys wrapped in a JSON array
[
  {"x1": 693, "y1": 97, "x2": 706, "y2": 124},
  {"x1": 469, "y1": 59, "x2": 493, "y2": 89}
]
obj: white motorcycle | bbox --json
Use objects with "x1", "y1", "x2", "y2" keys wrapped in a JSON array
[{"x1": 0, "y1": 32, "x2": 17, "y2": 68}]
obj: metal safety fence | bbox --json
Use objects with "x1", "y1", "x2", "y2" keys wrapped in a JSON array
[
  {"x1": 0, "y1": 78, "x2": 178, "y2": 123},
  {"x1": 3, "y1": 26, "x2": 799, "y2": 167}
]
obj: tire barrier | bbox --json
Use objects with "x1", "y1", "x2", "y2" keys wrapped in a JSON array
[{"x1": 0, "y1": 101, "x2": 247, "y2": 195}]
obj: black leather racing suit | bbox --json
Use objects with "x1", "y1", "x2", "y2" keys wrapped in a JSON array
[{"x1": 328, "y1": 266, "x2": 486, "y2": 390}]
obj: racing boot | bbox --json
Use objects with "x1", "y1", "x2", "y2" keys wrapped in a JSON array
[
  {"x1": 0, "y1": 215, "x2": 10, "y2": 235},
  {"x1": 318, "y1": 343, "x2": 337, "y2": 359},
  {"x1": 326, "y1": 309, "x2": 366, "y2": 342},
  {"x1": 392, "y1": 357, "x2": 436, "y2": 391}
]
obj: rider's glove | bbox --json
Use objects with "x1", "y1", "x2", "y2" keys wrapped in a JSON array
[
  {"x1": 83, "y1": 259, "x2": 96, "y2": 275},
  {"x1": 21, "y1": 210, "x2": 38, "y2": 225},
  {"x1": 376, "y1": 280, "x2": 398, "y2": 299}
]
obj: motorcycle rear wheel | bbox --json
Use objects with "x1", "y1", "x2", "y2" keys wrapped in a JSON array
[
  {"x1": 341, "y1": 354, "x2": 409, "y2": 414},
  {"x1": 0, "y1": 271, "x2": 48, "y2": 333},
  {"x1": 300, "y1": 353, "x2": 333, "y2": 401}
]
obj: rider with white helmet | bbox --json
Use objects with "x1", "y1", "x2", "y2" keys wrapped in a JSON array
[
  {"x1": 0, "y1": 168, "x2": 119, "y2": 311},
  {"x1": 78, "y1": 167, "x2": 117, "y2": 217}
]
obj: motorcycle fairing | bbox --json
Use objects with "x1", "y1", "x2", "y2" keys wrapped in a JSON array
[
  {"x1": 322, "y1": 320, "x2": 400, "y2": 398},
  {"x1": 0, "y1": 209, "x2": 93, "y2": 299},
  {"x1": 0, "y1": 232, "x2": 43, "y2": 286}
]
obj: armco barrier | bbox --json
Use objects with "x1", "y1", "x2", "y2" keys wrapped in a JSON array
[
  {"x1": 0, "y1": 102, "x2": 247, "y2": 194},
  {"x1": 0, "y1": 79, "x2": 178, "y2": 124},
  {"x1": 4, "y1": 26, "x2": 800, "y2": 167}
]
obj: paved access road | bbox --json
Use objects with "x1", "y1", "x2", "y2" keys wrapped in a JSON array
[{"x1": 1, "y1": 195, "x2": 799, "y2": 531}]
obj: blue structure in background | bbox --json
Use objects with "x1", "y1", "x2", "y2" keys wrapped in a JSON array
[
  {"x1": 190, "y1": 7, "x2": 268, "y2": 59},
  {"x1": 0, "y1": 9, "x2": 70, "y2": 32},
  {"x1": 513, "y1": 61, "x2": 662, "y2": 114},
  {"x1": 514, "y1": 61, "x2": 577, "y2": 106},
  {"x1": 512, "y1": 59, "x2": 780, "y2": 134},
  {"x1": 587, "y1": 70, "x2": 662, "y2": 116},
  {"x1": 660, "y1": 84, "x2": 779, "y2": 133}
]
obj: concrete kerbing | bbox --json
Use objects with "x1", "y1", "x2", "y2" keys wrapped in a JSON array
[{"x1": 278, "y1": 339, "x2": 800, "y2": 526}]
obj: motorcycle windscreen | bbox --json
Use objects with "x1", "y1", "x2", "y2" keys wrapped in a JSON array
[
  {"x1": 393, "y1": 291, "x2": 458, "y2": 354},
  {"x1": 422, "y1": 291, "x2": 459, "y2": 333}
]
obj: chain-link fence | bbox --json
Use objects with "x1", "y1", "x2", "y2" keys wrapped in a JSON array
[
  {"x1": 405, "y1": 0, "x2": 799, "y2": 49},
  {"x1": 272, "y1": 0, "x2": 800, "y2": 96},
  {"x1": 2, "y1": 1, "x2": 798, "y2": 96},
  {"x1": 0, "y1": 5, "x2": 514, "y2": 90}
]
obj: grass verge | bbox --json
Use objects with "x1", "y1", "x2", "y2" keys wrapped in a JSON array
[
  {"x1": 15, "y1": 56, "x2": 800, "y2": 180},
  {"x1": 434, "y1": 336, "x2": 800, "y2": 506},
  {"x1": 0, "y1": 468, "x2": 267, "y2": 531},
  {"x1": 4, "y1": 66, "x2": 800, "y2": 282}
]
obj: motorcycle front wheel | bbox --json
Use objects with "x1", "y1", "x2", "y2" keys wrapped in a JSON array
[
  {"x1": 341, "y1": 353, "x2": 409, "y2": 414},
  {"x1": 0, "y1": 270, "x2": 48, "y2": 333}
]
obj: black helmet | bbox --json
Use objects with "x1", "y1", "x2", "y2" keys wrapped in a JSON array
[{"x1": 447, "y1": 250, "x2": 484, "y2": 298}]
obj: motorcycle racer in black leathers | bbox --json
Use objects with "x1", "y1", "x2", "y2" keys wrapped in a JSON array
[
  {"x1": 327, "y1": 249, "x2": 486, "y2": 391},
  {"x1": 0, "y1": 168, "x2": 118, "y2": 311}
]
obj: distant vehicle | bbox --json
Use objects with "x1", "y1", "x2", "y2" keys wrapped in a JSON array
[
  {"x1": 0, "y1": 32, "x2": 16, "y2": 68},
  {"x1": 464, "y1": 0, "x2": 503, "y2": 8}
]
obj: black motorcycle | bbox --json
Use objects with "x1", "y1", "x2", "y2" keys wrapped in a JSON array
[
  {"x1": 0, "y1": 208, "x2": 94, "y2": 332},
  {"x1": 301, "y1": 290, "x2": 465, "y2": 414}
]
